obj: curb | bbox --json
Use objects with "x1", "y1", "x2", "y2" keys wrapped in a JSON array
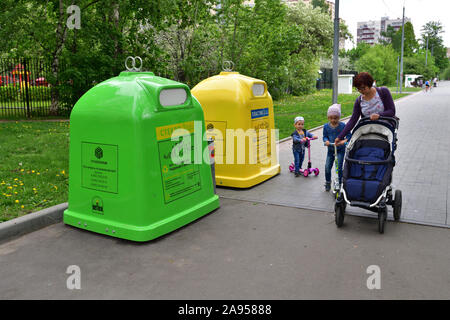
[{"x1": 0, "y1": 203, "x2": 67, "y2": 244}]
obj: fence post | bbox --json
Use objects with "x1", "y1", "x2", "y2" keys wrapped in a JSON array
[{"x1": 23, "y1": 58, "x2": 31, "y2": 118}]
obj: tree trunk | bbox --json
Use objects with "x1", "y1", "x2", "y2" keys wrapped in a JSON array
[{"x1": 50, "y1": 0, "x2": 69, "y2": 115}]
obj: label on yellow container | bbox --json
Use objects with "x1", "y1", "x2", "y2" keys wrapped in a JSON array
[
  {"x1": 251, "y1": 108, "x2": 271, "y2": 164},
  {"x1": 205, "y1": 120, "x2": 227, "y2": 159}
]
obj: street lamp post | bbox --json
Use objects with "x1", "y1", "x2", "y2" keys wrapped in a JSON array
[
  {"x1": 332, "y1": 0, "x2": 340, "y2": 104},
  {"x1": 399, "y1": 5, "x2": 405, "y2": 93}
]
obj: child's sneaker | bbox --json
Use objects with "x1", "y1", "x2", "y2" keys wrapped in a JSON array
[
  {"x1": 325, "y1": 181, "x2": 331, "y2": 191},
  {"x1": 295, "y1": 172, "x2": 300, "y2": 177}
]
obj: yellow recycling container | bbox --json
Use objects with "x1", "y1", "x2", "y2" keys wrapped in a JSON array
[{"x1": 191, "y1": 71, "x2": 280, "y2": 188}]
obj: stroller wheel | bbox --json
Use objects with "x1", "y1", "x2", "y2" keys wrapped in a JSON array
[
  {"x1": 334, "y1": 203, "x2": 344, "y2": 227},
  {"x1": 378, "y1": 207, "x2": 387, "y2": 234},
  {"x1": 393, "y1": 190, "x2": 402, "y2": 221}
]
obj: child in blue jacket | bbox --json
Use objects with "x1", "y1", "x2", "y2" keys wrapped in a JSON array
[
  {"x1": 291, "y1": 116, "x2": 318, "y2": 177},
  {"x1": 323, "y1": 104, "x2": 351, "y2": 191}
]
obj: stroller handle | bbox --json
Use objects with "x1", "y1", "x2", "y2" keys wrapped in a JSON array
[{"x1": 359, "y1": 116, "x2": 399, "y2": 129}]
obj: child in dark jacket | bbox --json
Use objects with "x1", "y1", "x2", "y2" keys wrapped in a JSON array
[
  {"x1": 323, "y1": 104, "x2": 351, "y2": 191},
  {"x1": 291, "y1": 116, "x2": 318, "y2": 177}
]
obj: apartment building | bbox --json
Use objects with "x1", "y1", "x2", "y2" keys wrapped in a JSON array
[{"x1": 357, "y1": 16, "x2": 411, "y2": 45}]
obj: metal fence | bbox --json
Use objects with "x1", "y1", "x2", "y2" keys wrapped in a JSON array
[
  {"x1": 317, "y1": 68, "x2": 358, "y2": 90},
  {"x1": 0, "y1": 58, "x2": 63, "y2": 118}
]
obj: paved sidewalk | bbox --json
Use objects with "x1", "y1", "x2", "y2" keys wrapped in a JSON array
[
  {"x1": 0, "y1": 198, "x2": 449, "y2": 299},
  {"x1": 218, "y1": 82, "x2": 450, "y2": 228}
]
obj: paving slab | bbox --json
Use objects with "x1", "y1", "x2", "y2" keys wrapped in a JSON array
[{"x1": 217, "y1": 83, "x2": 450, "y2": 228}]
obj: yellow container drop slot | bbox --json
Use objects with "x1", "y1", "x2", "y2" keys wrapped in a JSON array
[{"x1": 191, "y1": 72, "x2": 280, "y2": 188}]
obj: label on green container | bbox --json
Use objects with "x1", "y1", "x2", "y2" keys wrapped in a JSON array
[
  {"x1": 157, "y1": 122, "x2": 201, "y2": 203},
  {"x1": 81, "y1": 142, "x2": 118, "y2": 194}
]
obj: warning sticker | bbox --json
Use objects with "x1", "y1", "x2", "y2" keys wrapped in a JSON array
[
  {"x1": 205, "y1": 120, "x2": 227, "y2": 159},
  {"x1": 251, "y1": 108, "x2": 271, "y2": 164},
  {"x1": 81, "y1": 142, "x2": 118, "y2": 194},
  {"x1": 156, "y1": 122, "x2": 201, "y2": 203}
]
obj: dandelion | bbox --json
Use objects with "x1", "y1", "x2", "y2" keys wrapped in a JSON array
[
  {"x1": 37, "y1": 172, "x2": 40, "y2": 175},
  {"x1": 21, "y1": 205, "x2": 24, "y2": 209},
  {"x1": 32, "y1": 170, "x2": 35, "y2": 173},
  {"x1": 15, "y1": 200, "x2": 19, "y2": 203},
  {"x1": 61, "y1": 170, "x2": 66, "y2": 175},
  {"x1": 7, "y1": 186, "x2": 12, "y2": 189},
  {"x1": 14, "y1": 178, "x2": 18, "y2": 181}
]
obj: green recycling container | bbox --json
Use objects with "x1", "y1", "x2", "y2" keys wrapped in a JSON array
[{"x1": 63, "y1": 71, "x2": 220, "y2": 242}]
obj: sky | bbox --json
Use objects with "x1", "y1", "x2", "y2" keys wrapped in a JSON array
[{"x1": 337, "y1": 0, "x2": 450, "y2": 50}]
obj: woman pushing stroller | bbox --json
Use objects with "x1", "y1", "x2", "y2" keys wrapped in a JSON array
[
  {"x1": 332, "y1": 72, "x2": 401, "y2": 233},
  {"x1": 334, "y1": 72, "x2": 396, "y2": 147}
]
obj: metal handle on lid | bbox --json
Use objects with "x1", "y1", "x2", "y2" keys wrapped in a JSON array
[
  {"x1": 125, "y1": 56, "x2": 143, "y2": 72},
  {"x1": 222, "y1": 60, "x2": 234, "y2": 72}
]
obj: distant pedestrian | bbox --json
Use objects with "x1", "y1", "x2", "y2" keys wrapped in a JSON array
[{"x1": 425, "y1": 80, "x2": 430, "y2": 92}]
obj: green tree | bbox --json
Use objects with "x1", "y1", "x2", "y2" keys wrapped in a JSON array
[
  {"x1": 381, "y1": 22, "x2": 417, "y2": 56},
  {"x1": 420, "y1": 21, "x2": 449, "y2": 72},
  {"x1": 355, "y1": 44, "x2": 397, "y2": 86},
  {"x1": 400, "y1": 22, "x2": 419, "y2": 56},
  {"x1": 311, "y1": 0, "x2": 329, "y2": 15},
  {"x1": 286, "y1": 0, "x2": 334, "y2": 95},
  {"x1": 403, "y1": 50, "x2": 439, "y2": 79},
  {"x1": 343, "y1": 42, "x2": 371, "y2": 65}
]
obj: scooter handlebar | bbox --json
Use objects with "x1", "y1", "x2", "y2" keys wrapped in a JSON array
[{"x1": 325, "y1": 142, "x2": 347, "y2": 147}]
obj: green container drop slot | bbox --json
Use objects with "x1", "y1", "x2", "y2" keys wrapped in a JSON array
[{"x1": 64, "y1": 68, "x2": 219, "y2": 242}]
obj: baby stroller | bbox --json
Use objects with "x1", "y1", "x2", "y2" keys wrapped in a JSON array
[{"x1": 335, "y1": 116, "x2": 402, "y2": 234}]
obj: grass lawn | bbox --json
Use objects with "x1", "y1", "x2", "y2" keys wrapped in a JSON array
[
  {"x1": 0, "y1": 121, "x2": 69, "y2": 222},
  {"x1": 0, "y1": 89, "x2": 409, "y2": 222},
  {"x1": 0, "y1": 100, "x2": 71, "y2": 120},
  {"x1": 387, "y1": 86, "x2": 423, "y2": 93}
]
